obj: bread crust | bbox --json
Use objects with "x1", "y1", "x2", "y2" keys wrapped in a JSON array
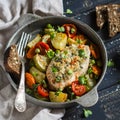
[
  {"x1": 96, "y1": 4, "x2": 120, "y2": 37},
  {"x1": 4, "y1": 45, "x2": 21, "y2": 79}
]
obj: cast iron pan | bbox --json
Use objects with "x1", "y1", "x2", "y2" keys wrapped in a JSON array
[{"x1": 4, "y1": 14, "x2": 107, "y2": 108}]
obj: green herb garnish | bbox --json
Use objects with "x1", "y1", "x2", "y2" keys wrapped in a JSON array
[
  {"x1": 35, "y1": 48, "x2": 40, "y2": 54},
  {"x1": 47, "y1": 50, "x2": 55, "y2": 59},
  {"x1": 90, "y1": 59, "x2": 96, "y2": 65},
  {"x1": 47, "y1": 24, "x2": 53, "y2": 29},
  {"x1": 32, "y1": 71, "x2": 38, "y2": 77},
  {"x1": 50, "y1": 32, "x2": 56, "y2": 39},
  {"x1": 55, "y1": 89, "x2": 62, "y2": 96},
  {"x1": 78, "y1": 76, "x2": 86, "y2": 85},
  {"x1": 83, "y1": 109, "x2": 92, "y2": 118},
  {"x1": 41, "y1": 80, "x2": 47, "y2": 88},
  {"x1": 78, "y1": 49, "x2": 85, "y2": 57},
  {"x1": 57, "y1": 26, "x2": 65, "y2": 32},
  {"x1": 55, "y1": 76, "x2": 62, "y2": 82},
  {"x1": 65, "y1": 9, "x2": 73, "y2": 14},
  {"x1": 70, "y1": 28, "x2": 75, "y2": 33},
  {"x1": 87, "y1": 67, "x2": 93, "y2": 74},
  {"x1": 26, "y1": 88, "x2": 33, "y2": 95},
  {"x1": 107, "y1": 59, "x2": 114, "y2": 67},
  {"x1": 52, "y1": 67, "x2": 58, "y2": 73},
  {"x1": 67, "y1": 69, "x2": 73, "y2": 75}
]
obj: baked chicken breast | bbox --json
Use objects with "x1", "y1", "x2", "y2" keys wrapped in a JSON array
[{"x1": 46, "y1": 45, "x2": 90, "y2": 90}]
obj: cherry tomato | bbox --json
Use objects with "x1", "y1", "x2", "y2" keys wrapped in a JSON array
[
  {"x1": 37, "y1": 85, "x2": 49, "y2": 97},
  {"x1": 63, "y1": 24, "x2": 77, "y2": 38},
  {"x1": 35, "y1": 41, "x2": 50, "y2": 54},
  {"x1": 72, "y1": 81, "x2": 86, "y2": 96}
]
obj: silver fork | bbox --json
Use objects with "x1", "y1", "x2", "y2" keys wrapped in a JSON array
[{"x1": 15, "y1": 32, "x2": 31, "y2": 112}]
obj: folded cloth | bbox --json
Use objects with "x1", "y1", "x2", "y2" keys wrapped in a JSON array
[
  {"x1": 0, "y1": 0, "x2": 65, "y2": 120},
  {"x1": 0, "y1": 0, "x2": 63, "y2": 30}
]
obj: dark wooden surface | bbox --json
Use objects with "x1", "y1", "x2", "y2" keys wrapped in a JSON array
[{"x1": 62, "y1": 0, "x2": 120, "y2": 120}]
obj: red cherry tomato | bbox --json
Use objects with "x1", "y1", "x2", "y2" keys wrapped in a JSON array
[
  {"x1": 35, "y1": 41, "x2": 50, "y2": 54},
  {"x1": 63, "y1": 24, "x2": 77, "y2": 38},
  {"x1": 72, "y1": 81, "x2": 86, "y2": 96},
  {"x1": 37, "y1": 85, "x2": 49, "y2": 97}
]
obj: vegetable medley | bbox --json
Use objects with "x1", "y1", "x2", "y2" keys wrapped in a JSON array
[{"x1": 25, "y1": 23, "x2": 102, "y2": 102}]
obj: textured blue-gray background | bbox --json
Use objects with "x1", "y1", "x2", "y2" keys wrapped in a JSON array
[{"x1": 63, "y1": 0, "x2": 120, "y2": 120}]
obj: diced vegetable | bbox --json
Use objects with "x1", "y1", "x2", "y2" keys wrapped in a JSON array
[
  {"x1": 37, "y1": 85, "x2": 49, "y2": 97},
  {"x1": 27, "y1": 34, "x2": 41, "y2": 48},
  {"x1": 72, "y1": 81, "x2": 86, "y2": 96},
  {"x1": 78, "y1": 76, "x2": 87, "y2": 85},
  {"x1": 73, "y1": 35, "x2": 87, "y2": 45},
  {"x1": 85, "y1": 75, "x2": 96, "y2": 88},
  {"x1": 35, "y1": 41, "x2": 50, "y2": 50},
  {"x1": 49, "y1": 91, "x2": 68, "y2": 102},
  {"x1": 51, "y1": 33, "x2": 67, "y2": 50},
  {"x1": 41, "y1": 34, "x2": 50, "y2": 43},
  {"x1": 46, "y1": 49, "x2": 55, "y2": 59},
  {"x1": 90, "y1": 44, "x2": 100, "y2": 59},
  {"x1": 33, "y1": 54, "x2": 49, "y2": 72},
  {"x1": 35, "y1": 41, "x2": 50, "y2": 54},
  {"x1": 92, "y1": 65, "x2": 101, "y2": 75},
  {"x1": 26, "y1": 46, "x2": 36, "y2": 59},
  {"x1": 29, "y1": 66, "x2": 45, "y2": 84},
  {"x1": 44, "y1": 28, "x2": 55, "y2": 34},
  {"x1": 67, "y1": 37, "x2": 77, "y2": 45},
  {"x1": 63, "y1": 24, "x2": 77, "y2": 38},
  {"x1": 25, "y1": 72, "x2": 36, "y2": 89}
]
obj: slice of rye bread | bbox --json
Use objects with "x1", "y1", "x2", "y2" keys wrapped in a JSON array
[
  {"x1": 96, "y1": 5, "x2": 108, "y2": 29},
  {"x1": 107, "y1": 4, "x2": 120, "y2": 37},
  {"x1": 96, "y1": 4, "x2": 120, "y2": 37},
  {"x1": 4, "y1": 45, "x2": 21, "y2": 79}
]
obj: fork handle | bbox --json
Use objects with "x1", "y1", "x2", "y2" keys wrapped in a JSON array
[{"x1": 15, "y1": 60, "x2": 26, "y2": 112}]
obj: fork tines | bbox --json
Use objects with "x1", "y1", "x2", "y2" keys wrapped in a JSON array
[{"x1": 17, "y1": 32, "x2": 31, "y2": 56}]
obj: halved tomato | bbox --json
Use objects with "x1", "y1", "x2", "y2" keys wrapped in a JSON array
[
  {"x1": 37, "y1": 85, "x2": 49, "y2": 97},
  {"x1": 63, "y1": 24, "x2": 77, "y2": 38},
  {"x1": 72, "y1": 81, "x2": 86, "y2": 96}
]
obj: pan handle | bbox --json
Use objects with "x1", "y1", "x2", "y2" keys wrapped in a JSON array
[
  {"x1": 75, "y1": 87, "x2": 98, "y2": 107},
  {"x1": 17, "y1": 13, "x2": 42, "y2": 28}
]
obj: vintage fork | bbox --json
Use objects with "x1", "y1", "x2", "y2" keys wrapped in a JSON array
[{"x1": 15, "y1": 32, "x2": 31, "y2": 112}]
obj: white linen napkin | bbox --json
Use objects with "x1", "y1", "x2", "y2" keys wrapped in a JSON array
[{"x1": 0, "y1": 0, "x2": 65, "y2": 120}]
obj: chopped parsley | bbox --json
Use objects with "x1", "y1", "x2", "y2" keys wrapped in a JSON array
[
  {"x1": 52, "y1": 66, "x2": 58, "y2": 73},
  {"x1": 78, "y1": 49, "x2": 85, "y2": 57}
]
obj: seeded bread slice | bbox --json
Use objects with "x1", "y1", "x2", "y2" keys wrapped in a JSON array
[
  {"x1": 96, "y1": 5, "x2": 108, "y2": 29},
  {"x1": 107, "y1": 4, "x2": 120, "y2": 37},
  {"x1": 4, "y1": 45, "x2": 21, "y2": 79},
  {"x1": 96, "y1": 4, "x2": 120, "y2": 37}
]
